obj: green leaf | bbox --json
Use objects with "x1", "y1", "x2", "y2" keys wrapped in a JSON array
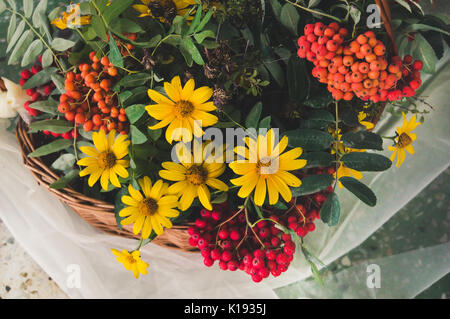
[
  {"x1": 41, "y1": 49, "x2": 53, "y2": 68},
  {"x1": 6, "y1": 11, "x2": 16, "y2": 43},
  {"x1": 49, "y1": 169, "x2": 79, "y2": 190},
  {"x1": 114, "y1": 186, "x2": 129, "y2": 230},
  {"x1": 125, "y1": 104, "x2": 146, "y2": 124},
  {"x1": 285, "y1": 129, "x2": 334, "y2": 151},
  {"x1": 320, "y1": 192, "x2": 340, "y2": 226},
  {"x1": 108, "y1": 32, "x2": 124, "y2": 68},
  {"x1": 51, "y1": 74, "x2": 66, "y2": 94},
  {"x1": 21, "y1": 39, "x2": 43, "y2": 67},
  {"x1": 32, "y1": 0, "x2": 50, "y2": 40},
  {"x1": 302, "y1": 152, "x2": 334, "y2": 168},
  {"x1": 303, "y1": 91, "x2": 333, "y2": 109},
  {"x1": 264, "y1": 58, "x2": 284, "y2": 87},
  {"x1": 130, "y1": 125, "x2": 148, "y2": 144},
  {"x1": 118, "y1": 73, "x2": 151, "y2": 88},
  {"x1": 91, "y1": 15, "x2": 108, "y2": 41},
  {"x1": 300, "y1": 110, "x2": 334, "y2": 129},
  {"x1": 245, "y1": 102, "x2": 262, "y2": 129},
  {"x1": 23, "y1": 0, "x2": 34, "y2": 18},
  {"x1": 280, "y1": 3, "x2": 299, "y2": 34},
  {"x1": 211, "y1": 192, "x2": 228, "y2": 204},
  {"x1": 8, "y1": 30, "x2": 34, "y2": 65},
  {"x1": 22, "y1": 67, "x2": 57, "y2": 89},
  {"x1": 339, "y1": 176, "x2": 377, "y2": 207},
  {"x1": 29, "y1": 139, "x2": 73, "y2": 158},
  {"x1": 341, "y1": 131, "x2": 383, "y2": 150},
  {"x1": 103, "y1": 0, "x2": 133, "y2": 23},
  {"x1": 287, "y1": 56, "x2": 308, "y2": 102},
  {"x1": 414, "y1": 33, "x2": 437, "y2": 74},
  {"x1": 187, "y1": 4, "x2": 203, "y2": 35},
  {"x1": 28, "y1": 119, "x2": 73, "y2": 134},
  {"x1": 341, "y1": 152, "x2": 392, "y2": 172},
  {"x1": 6, "y1": 20, "x2": 26, "y2": 53},
  {"x1": 259, "y1": 116, "x2": 271, "y2": 130},
  {"x1": 0, "y1": 0, "x2": 6, "y2": 13},
  {"x1": 51, "y1": 153, "x2": 76, "y2": 172},
  {"x1": 269, "y1": 0, "x2": 282, "y2": 20},
  {"x1": 51, "y1": 38, "x2": 76, "y2": 51},
  {"x1": 5, "y1": 0, "x2": 15, "y2": 10},
  {"x1": 180, "y1": 37, "x2": 204, "y2": 65},
  {"x1": 193, "y1": 30, "x2": 215, "y2": 44},
  {"x1": 195, "y1": 7, "x2": 214, "y2": 32},
  {"x1": 111, "y1": 18, "x2": 143, "y2": 34},
  {"x1": 291, "y1": 174, "x2": 333, "y2": 197},
  {"x1": 29, "y1": 99, "x2": 58, "y2": 115}
]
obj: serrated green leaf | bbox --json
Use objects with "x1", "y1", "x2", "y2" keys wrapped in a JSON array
[
  {"x1": 32, "y1": 0, "x2": 50, "y2": 40},
  {"x1": 7, "y1": 20, "x2": 25, "y2": 53},
  {"x1": 287, "y1": 56, "x2": 307, "y2": 102},
  {"x1": 320, "y1": 192, "x2": 340, "y2": 226},
  {"x1": 22, "y1": 67, "x2": 57, "y2": 89},
  {"x1": 0, "y1": 0, "x2": 6, "y2": 13},
  {"x1": 180, "y1": 37, "x2": 204, "y2": 65},
  {"x1": 118, "y1": 73, "x2": 151, "y2": 88},
  {"x1": 41, "y1": 49, "x2": 53, "y2": 68},
  {"x1": 291, "y1": 174, "x2": 333, "y2": 197},
  {"x1": 339, "y1": 176, "x2": 377, "y2": 207},
  {"x1": 414, "y1": 33, "x2": 437, "y2": 74},
  {"x1": 23, "y1": 0, "x2": 34, "y2": 18},
  {"x1": 259, "y1": 116, "x2": 271, "y2": 130},
  {"x1": 6, "y1": 12, "x2": 16, "y2": 43},
  {"x1": 193, "y1": 30, "x2": 215, "y2": 44},
  {"x1": 51, "y1": 153, "x2": 76, "y2": 172},
  {"x1": 8, "y1": 30, "x2": 34, "y2": 65},
  {"x1": 341, "y1": 152, "x2": 392, "y2": 171},
  {"x1": 285, "y1": 129, "x2": 334, "y2": 151},
  {"x1": 51, "y1": 38, "x2": 76, "y2": 51},
  {"x1": 21, "y1": 39, "x2": 43, "y2": 67},
  {"x1": 51, "y1": 74, "x2": 66, "y2": 94},
  {"x1": 28, "y1": 119, "x2": 73, "y2": 134},
  {"x1": 91, "y1": 15, "x2": 108, "y2": 41},
  {"x1": 103, "y1": 0, "x2": 133, "y2": 23},
  {"x1": 29, "y1": 99, "x2": 58, "y2": 115},
  {"x1": 245, "y1": 102, "x2": 262, "y2": 129},
  {"x1": 29, "y1": 139, "x2": 73, "y2": 158},
  {"x1": 114, "y1": 186, "x2": 129, "y2": 229},
  {"x1": 108, "y1": 31, "x2": 124, "y2": 68},
  {"x1": 187, "y1": 4, "x2": 203, "y2": 35},
  {"x1": 195, "y1": 7, "x2": 214, "y2": 32},
  {"x1": 280, "y1": 3, "x2": 299, "y2": 34}
]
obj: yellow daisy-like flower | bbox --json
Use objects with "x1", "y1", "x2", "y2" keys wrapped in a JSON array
[
  {"x1": 146, "y1": 76, "x2": 218, "y2": 144},
  {"x1": 334, "y1": 162, "x2": 363, "y2": 188},
  {"x1": 229, "y1": 129, "x2": 307, "y2": 206},
  {"x1": 388, "y1": 113, "x2": 421, "y2": 167},
  {"x1": 358, "y1": 111, "x2": 375, "y2": 130},
  {"x1": 51, "y1": 3, "x2": 91, "y2": 30},
  {"x1": 77, "y1": 130, "x2": 130, "y2": 191},
  {"x1": 159, "y1": 141, "x2": 228, "y2": 211},
  {"x1": 119, "y1": 177, "x2": 180, "y2": 238},
  {"x1": 133, "y1": 0, "x2": 197, "y2": 23},
  {"x1": 111, "y1": 249, "x2": 149, "y2": 279}
]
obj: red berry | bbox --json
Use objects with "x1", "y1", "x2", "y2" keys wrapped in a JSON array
[
  {"x1": 258, "y1": 267, "x2": 270, "y2": 279},
  {"x1": 230, "y1": 230, "x2": 241, "y2": 241},
  {"x1": 227, "y1": 260, "x2": 239, "y2": 271},
  {"x1": 211, "y1": 211, "x2": 222, "y2": 221},
  {"x1": 195, "y1": 219, "x2": 207, "y2": 228},
  {"x1": 409, "y1": 80, "x2": 420, "y2": 90},
  {"x1": 219, "y1": 261, "x2": 228, "y2": 270},
  {"x1": 253, "y1": 249, "x2": 264, "y2": 258},
  {"x1": 243, "y1": 254, "x2": 253, "y2": 266},
  {"x1": 61, "y1": 132, "x2": 71, "y2": 140},
  {"x1": 403, "y1": 55, "x2": 413, "y2": 64},
  {"x1": 31, "y1": 65, "x2": 42, "y2": 74},
  {"x1": 221, "y1": 250, "x2": 233, "y2": 262},
  {"x1": 271, "y1": 237, "x2": 280, "y2": 247},
  {"x1": 413, "y1": 60, "x2": 423, "y2": 71},
  {"x1": 276, "y1": 253, "x2": 289, "y2": 265},
  {"x1": 201, "y1": 247, "x2": 211, "y2": 258},
  {"x1": 266, "y1": 250, "x2": 277, "y2": 261},
  {"x1": 218, "y1": 229, "x2": 229, "y2": 240},
  {"x1": 200, "y1": 209, "x2": 211, "y2": 218},
  {"x1": 251, "y1": 274, "x2": 262, "y2": 283},
  {"x1": 203, "y1": 257, "x2": 214, "y2": 267},
  {"x1": 296, "y1": 227, "x2": 308, "y2": 237},
  {"x1": 188, "y1": 237, "x2": 198, "y2": 246},
  {"x1": 210, "y1": 248, "x2": 221, "y2": 261}
]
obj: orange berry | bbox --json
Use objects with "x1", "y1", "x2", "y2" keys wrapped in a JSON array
[
  {"x1": 370, "y1": 61, "x2": 381, "y2": 71},
  {"x1": 324, "y1": 28, "x2": 335, "y2": 37},
  {"x1": 360, "y1": 44, "x2": 372, "y2": 56},
  {"x1": 58, "y1": 103, "x2": 69, "y2": 113},
  {"x1": 92, "y1": 62, "x2": 101, "y2": 71},
  {"x1": 343, "y1": 92, "x2": 353, "y2": 101},
  {"x1": 75, "y1": 113, "x2": 86, "y2": 124},
  {"x1": 118, "y1": 114, "x2": 127, "y2": 122},
  {"x1": 101, "y1": 56, "x2": 110, "y2": 67},
  {"x1": 85, "y1": 74, "x2": 95, "y2": 84},
  {"x1": 388, "y1": 64, "x2": 400, "y2": 73},
  {"x1": 365, "y1": 54, "x2": 377, "y2": 63},
  {"x1": 368, "y1": 71, "x2": 379, "y2": 80},
  {"x1": 356, "y1": 34, "x2": 368, "y2": 44},
  {"x1": 92, "y1": 114, "x2": 102, "y2": 126},
  {"x1": 374, "y1": 44, "x2": 386, "y2": 56},
  {"x1": 326, "y1": 40, "x2": 339, "y2": 52},
  {"x1": 107, "y1": 122, "x2": 116, "y2": 131},
  {"x1": 368, "y1": 37, "x2": 377, "y2": 48},
  {"x1": 338, "y1": 65, "x2": 348, "y2": 75},
  {"x1": 351, "y1": 62, "x2": 360, "y2": 73},
  {"x1": 108, "y1": 67, "x2": 118, "y2": 77},
  {"x1": 65, "y1": 111, "x2": 75, "y2": 122},
  {"x1": 363, "y1": 79, "x2": 373, "y2": 89},
  {"x1": 349, "y1": 41, "x2": 360, "y2": 53},
  {"x1": 83, "y1": 120, "x2": 93, "y2": 132},
  {"x1": 66, "y1": 72, "x2": 75, "y2": 82},
  {"x1": 359, "y1": 62, "x2": 370, "y2": 74},
  {"x1": 342, "y1": 55, "x2": 354, "y2": 66},
  {"x1": 100, "y1": 79, "x2": 111, "y2": 91}
]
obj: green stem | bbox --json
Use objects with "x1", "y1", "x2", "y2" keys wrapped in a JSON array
[
  {"x1": 284, "y1": 0, "x2": 342, "y2": 23},
  {"x1": 151, "y1": 34, "x2": 175, "y2": 56},
  {"x1": 333, "y1": 100, "x2": 340, "y2": 191},
  {"x1": 7, "y1": 8, "x2": 65, "y2": 73}
]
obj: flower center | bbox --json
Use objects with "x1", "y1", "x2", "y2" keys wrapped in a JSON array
[
  {"x1": 98, "y1": 151, "x2": 116, "y2": 169},
  {"x1": 174, "y1": 100, "x2": 194, "y2": 117},
  {"x1": 257, "y1": 156, "x2": 277, "y2": 175},
  {"x1": 186, "y1": 165, "x2": 208, "y2": 186},
  {"x1": 138, "y1": 198, "x2": 159, "y2": 216},
  {"x1": 397, "y1": 133, "x2": 412, "y2": 148},
  {"x1": 126, "y1": 255, "x2": 137, "y2": 264}
]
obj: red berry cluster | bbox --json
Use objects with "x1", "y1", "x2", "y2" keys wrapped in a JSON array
[
  {"x1": 58, "y1": 52, "x2": 129, "y2": 134},
  {"x1": 19, "y1": 61, "x2": 55, "y2": 117},
  {"x1": 188, "y1": 207, "x2": 296, "y2": 283},
  {"x1": 42, "y1": 128, "x2": 79, "y2": 140},
  {"x1": 297, "y1": 22, "x2": 423, "y2": 102}
]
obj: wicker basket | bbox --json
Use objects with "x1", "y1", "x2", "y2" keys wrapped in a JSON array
[{"x1": 16, "y1": 119, "x2": 196, "y2": 251}]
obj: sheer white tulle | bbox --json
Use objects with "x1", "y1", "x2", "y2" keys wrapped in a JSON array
[{"x1": 0, "y1": 58, "x2": 448, "y2": 299}]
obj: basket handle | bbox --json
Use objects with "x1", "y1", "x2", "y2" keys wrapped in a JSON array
[{"x1": 374, "y1": 0, "x2": 398, "y2": 55}]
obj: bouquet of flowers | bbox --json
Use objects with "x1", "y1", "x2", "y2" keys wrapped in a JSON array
[{"x1": 0, "y1": 0, "x2": 447, "y2": 282}]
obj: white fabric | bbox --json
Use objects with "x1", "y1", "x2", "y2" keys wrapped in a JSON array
[{"x1": 0, "y1": 58, "x2": 448, "y2": 299}]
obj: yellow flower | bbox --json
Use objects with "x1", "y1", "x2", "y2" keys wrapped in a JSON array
[
  {"x1": 159, "y1": 141, "x2": 228, "y2": 211},
  {"x1": 358, "y1": 111, "x2": 375, "y2": 130},
  {"x1": 146, "y1": 76, "x2": 218, "y2": 144},
  {"x1": 334, "y1": 162, "x2": 363, "y2": 188},
  {"x1": 133, "y1": 0, "x2": 197, "y2": 23},
  {"x1": 111, "y1": 249, "x2": 149, "y2": 279},
  {"x1": 388, "y1": 113, "x2": 421, "y2": 167},
  {"x1": 119, "y1": 177, "x2": 180, "y2": 238},
  {"x1": 229, "y1": 129, "x2": 307, "y2": 206},
  {"x1": 51, "y1": 3, "x2": 91, "y2": 30},
  {"x1": 77, "y1": 130, "x2": 130, "y2": 191}
]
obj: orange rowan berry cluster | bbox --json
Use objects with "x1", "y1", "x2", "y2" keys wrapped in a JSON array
[
  {"x1": 58, "y1": 52, "x2": 129, "y2": 134},
  {"x1": 297, "y1": 22, "x2": 422, "y2": 102}
]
